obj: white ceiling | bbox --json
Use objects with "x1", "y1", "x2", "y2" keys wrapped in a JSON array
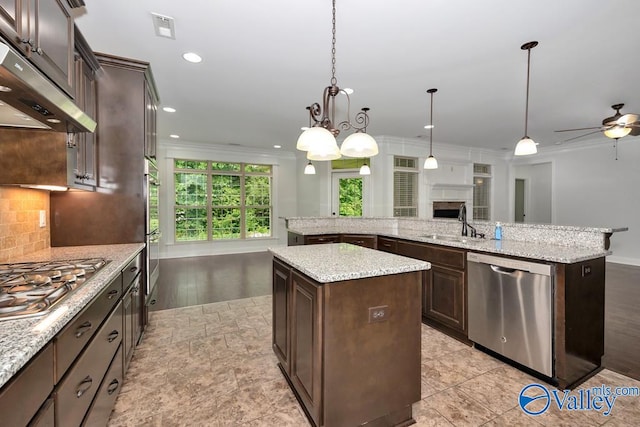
[{"x1": 73, "y1": 0, "x2": 640, "y2": 154}]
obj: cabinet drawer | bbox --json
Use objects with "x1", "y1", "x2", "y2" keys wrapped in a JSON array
[
  {"x1": 122, "y1": 252, "x2": 142, "y2": 289},
  {"x1": 340, "y1": 234, "x2": 377, "y2": 249},
  {"x1": 55, "y1": 300, "x2": 123, "y2": 427},
  {"x1": 396, "y1": 240, "x2": 466, "y2": 270},
  {"x1": 377, "y1": 236, "x2": 398, "y2": 253},
  {"x1": 0, "y1": 343, "x2": 54, "y2": 427},
  {"x1": 305, "y1": 234, "x2": 340, "y2": 245},
  {"x1": 82, "y1": 344, "x2": 123, "y2": 427},
  {"x1": 55, "y1": 275, "x2": 122, "y2": 382}
]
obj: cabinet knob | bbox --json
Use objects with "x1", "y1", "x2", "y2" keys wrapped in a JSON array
[
  {"x1": 107, "y1": 379, "x2": 120, "y2": 395},
  {"x1": 76, "y1": 376, "x2": 93, "y2": 398},
  {"x1": 107, "y1": 289, "x2": 119, "y2": 299},
  {"x1": 75, "y1": 321, "x2": 92, "y2": 338}
]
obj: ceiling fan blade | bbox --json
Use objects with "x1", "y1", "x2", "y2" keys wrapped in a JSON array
[
  {"x1": 617, "y1": 113, "x2": 639, "y2": 125},
  {"x1": 630, "y1": 126, "x2": 640, "y2": 136},
  {"x1": 554, "y1": 126, "x2": 601, "y2": 132},
  {"x1": 558, "y1": 129, "x2": 603, "y2": 143}
]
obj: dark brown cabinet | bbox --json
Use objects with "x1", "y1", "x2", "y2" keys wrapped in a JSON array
[
  {"x1": 272, "y1": 258, "x2": 291, "y2": 374},
  {"x1": 122, "y1": 254, "x2": 143, "y2": 371},
  {"x1": 290, "y1": 270, "x2": 323, "y2": 426},
  {"x1": 272, "y1": 257, "x2": 422, "y2": 427},
  {"x1": 67, "y1": 26, "x2": 99, "y2": 189},
  {"x1": 377, "y1": 236, "x2": 397, "y2": 253},
  {"x1": 396, "y1": 239, "x2": 468, "y2": 341},
  {"x1": 0, "y1": 0, "x2": 76, "y2": 95},
  {"x1": 144, "y1": 80, "x2": 158, "y2": 158},
  {"x1": 304, "y1": 234, "x2": 340, "y2": 245},
  {"x1": 340, "y1": 234, "x2": 377, "y2": 249}
]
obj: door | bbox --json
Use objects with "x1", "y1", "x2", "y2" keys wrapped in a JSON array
[
  {"x1": 331, "y1": 172, "x2": 367, "y2": 217},
  {"x1": 515, "y1": 178, "x2": 525, "y2": 222}
]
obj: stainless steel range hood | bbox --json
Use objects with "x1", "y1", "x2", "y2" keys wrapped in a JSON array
[{"x1": 0, "y1": 41, "x2": 97, "y2": 133}]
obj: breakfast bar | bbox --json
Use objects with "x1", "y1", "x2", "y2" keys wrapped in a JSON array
[{"x1": 269, "y1": 243, "x2": 430, "y2": 427}]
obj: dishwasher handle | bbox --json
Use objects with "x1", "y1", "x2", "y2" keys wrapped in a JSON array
[
  {"x1": 468, "y1": 252, "x2": 553, "y2": 276},
  {"x1": 490, "y1": 264, "x2": 518, "y2": 275}
]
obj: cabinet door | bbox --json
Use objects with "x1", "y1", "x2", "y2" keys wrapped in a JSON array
[
  {"x1": 144, "y1": 82, "x2": 157, "y2": 158},
  {"x1": 0, "y1": 0, "x2": 24, "y2": 45},
  {"x1": 272, "y1": 259, "x2": 291, "y2": 373},
  {"x1": 290, "y1": 271, "x2": 323, "y2": 427},
  {"x1": 424, "y1": 265, "x2": 466, "y2": 333},
  {"x1": 27, "y1": 0, "x2": 74, "y2": 95},
  {"x1": 377, "y1": 236, "x2": 398, "y2": 253},
  {"x1": 122, "y1": 286, "x2": 134, "y2": 371}
]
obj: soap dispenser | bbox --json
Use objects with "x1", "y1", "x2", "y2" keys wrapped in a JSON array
[{"x1": 494, "y1": 222, "x2": 502, "y2": 240}]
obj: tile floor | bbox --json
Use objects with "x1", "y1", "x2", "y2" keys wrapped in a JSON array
[{"x1": 108, "y1": 296, "x2": 640, "y2": 426}]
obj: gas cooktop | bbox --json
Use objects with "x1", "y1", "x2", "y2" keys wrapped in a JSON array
[{"x1": 0, "y1": 258, "x2": 108, "y2": 321}]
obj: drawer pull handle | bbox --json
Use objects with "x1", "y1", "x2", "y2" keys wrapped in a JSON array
[
  {"x1": 107, "y1": 379, "x2": 120, "y2": 395},
  {"x1": 76, "y1": 376, "x2": 93, "y2": 398},
  {"x1": 382, "y1": 243, "x2": 391, "y2": 247},
  {"x1": 75, "y1": 321, "x2": 92, "y2": 338},
  {"x1": 107, "y1": 289, "x2": 119, "y2": 299},
  {"x1": 129, "y1": 266, "x2": 138, "y2": 273},
  {"x1": 107, "y1": 330, "x2": 119, "y2": 343}
]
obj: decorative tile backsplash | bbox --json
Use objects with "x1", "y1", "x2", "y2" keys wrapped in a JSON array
[{"x1": 0, "y1": 187, "x2": 50, "y2": 262}]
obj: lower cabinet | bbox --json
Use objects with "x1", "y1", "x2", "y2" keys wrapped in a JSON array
[
  {"x1": 340, "y1": 234, "x2": 377, "y2": 249},
  {"x1": 289, "y1": 270, "x2": 323, "y2": 426},
  {"x1": 123, "y1": 273, "x2": 142, "y2": 371},
  {"x1": 272, "y1": 258, "x2": 291, "y2": 374},
  {"x1": 82, "y1": 345, "x2": 124, "y2": 427},
  {"x1": 304, "y1": 234, "x2": 340, "y2": 245}
]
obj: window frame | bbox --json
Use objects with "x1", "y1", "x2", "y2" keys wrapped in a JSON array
[
  {"x1": 173, "y1": 159, "x2": 273, "y2": 242},
  {"x1": 393, "y1": 156, "x2": 419, "y2": 217}
]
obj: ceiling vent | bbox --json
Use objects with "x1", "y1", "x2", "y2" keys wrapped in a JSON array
[{"x1": 151, "y1": 13, "x2": 176, "y2": 39}]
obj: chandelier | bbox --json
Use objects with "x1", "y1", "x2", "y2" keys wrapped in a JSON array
[{"x1": 296, "y1": 0, "x2": 378, "y2": 161}]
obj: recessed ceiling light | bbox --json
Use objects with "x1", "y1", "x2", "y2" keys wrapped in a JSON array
[
  {"x1": 182, "y1": 52, "x2": 202, "y2": 63},
  {"x1": 170, "y1": 134, "x2": 180, "y2": 139},
  {"x1": 0, "y1": 86, "x2": 12, "y2": 92},
  {"x1": 163, "y1": 107, "x2": 176, "y2": 113},
  {"x1": 273, "y1": 145, "x2": 281, "y2": 149},
  {"x1": 46, "y1": 118, "x2": 61, "y2": 123},
  {"x1": 14, "y1": 113, "x2": 31, "y2": 121}
]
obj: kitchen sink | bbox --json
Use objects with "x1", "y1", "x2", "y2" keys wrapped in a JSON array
[{"x1": 421, "y1": 234, "x2": 483, "y2": 244}]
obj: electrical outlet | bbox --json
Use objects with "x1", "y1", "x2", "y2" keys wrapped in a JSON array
[
  {"x1": 368, "y1": 305, "x2": 389, "y2": 323},
  {"x1": 39, "y1": 210, "x2": 46, "y2": 228}
]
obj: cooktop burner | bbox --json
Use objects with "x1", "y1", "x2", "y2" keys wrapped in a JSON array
[{"x1": 0, "y1": 258, "x2": 108, "y2": 321}]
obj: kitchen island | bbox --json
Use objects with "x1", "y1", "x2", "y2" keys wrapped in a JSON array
[{"x1": 269, "y1": 243, "x2": 430, "y2": 427}]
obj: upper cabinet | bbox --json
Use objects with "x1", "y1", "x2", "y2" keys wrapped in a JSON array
[
  {"x1": 68, "y1": 25, "x2": 99, "y2": 189},
  {"x1": 144, "y1": 79, "x2": 158, "y2": 158},
  {"x1": 0, "y1": 0, "x2": 76, "y2": 96}
]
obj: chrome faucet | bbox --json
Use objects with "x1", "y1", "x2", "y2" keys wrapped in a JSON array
[{"x1": 458, "y1": 204, "x2": 468, "y2": 236}]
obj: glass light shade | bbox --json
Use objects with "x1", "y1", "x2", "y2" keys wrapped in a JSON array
[
  {"x1": 514, "y1": 136, "x2": 537, "y2": 156},
  {"x1": 304, "y1": 162, "x2": 316, "y2": 175},
  {"x1": 307, "y1": 140, "x2": 341, "y2": 161},
  {"x1": 424, "y1": 155, "x2": 438, "y2": 169},
  {"x1": 603, "y1": 125, "x2": 631, "y2": 139},
  {"x1": 296, "y1": 126, "x2": 337, "y2": 152},
  {"x1": 340, "y1": 132, "x2": 379, "y2": 157},
  {"x1": 359, "y1": 164, "x2": 371, "y2": 175}
]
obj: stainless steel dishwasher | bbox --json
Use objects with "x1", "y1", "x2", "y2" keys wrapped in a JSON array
[{"x1": 467, "y1": 252, "x2": 555, "y2": 377}]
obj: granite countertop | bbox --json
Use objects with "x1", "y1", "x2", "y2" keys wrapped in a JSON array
[
  {"x1": 287, "y1": 226, "x2": 611, "y2": 264},
  {"x1": 269, "y1": 243, "x2": 430, "y2": 283},
  {"x1": 0, "y1": 243, "x2": 144, "y2": 389}
]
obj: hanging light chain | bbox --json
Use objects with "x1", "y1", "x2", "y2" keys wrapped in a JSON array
[{"x1": 330, "y1": 0, "x2": 337, "y2": 86}]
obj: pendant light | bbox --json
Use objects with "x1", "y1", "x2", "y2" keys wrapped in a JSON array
[
  {"x1": 514, "y1": 41, "x2": 538, "y2": 156},
  {"x1": 304, "y1": 161, "x2": 316, "y2": 175},
  {"x1": 424, "y1": 88, "x2": 438, "y2": 169},
  {"x1": 299, "y1": 0, "x2": 378, "y2": 160},
  {"x1": 359, "y1": 159, "x2": 371, "y2": 175}
]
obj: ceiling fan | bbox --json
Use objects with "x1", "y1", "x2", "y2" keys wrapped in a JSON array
[{"x1": 555, "y1": 103, "x2": 640, "y2": 143}]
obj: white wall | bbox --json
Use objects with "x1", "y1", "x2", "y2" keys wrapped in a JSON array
[
  {"x1": 157, "y1": 139, "x2": 297, "y2": 258},
  {"x1": 513, "y1": 162, "x2": 552, "y2": 224},
  {"x1": 511, "y1": 138, "x2": 638, "y2": 265},
  {"x1": 296, "y1": 136, "x2": 511, "y2": 220}
]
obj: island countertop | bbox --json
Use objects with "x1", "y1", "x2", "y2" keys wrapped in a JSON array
[
  {"x1": 269, "y1": 243, "x2": 430, "y2": 283},
  {"x1": 0, "y1": 243, "x2": 144, "y2": 389}
]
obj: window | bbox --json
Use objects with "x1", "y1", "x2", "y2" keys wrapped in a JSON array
[
  {"x1": 473, "y1": 163, "x2": 491, "y2": 220},
  {"x1": 393, "y1": 156, "x2": 418, "y2": 217},
  {"x1": 174, "y1": 160, "x2": 272, "y2": 241}
]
